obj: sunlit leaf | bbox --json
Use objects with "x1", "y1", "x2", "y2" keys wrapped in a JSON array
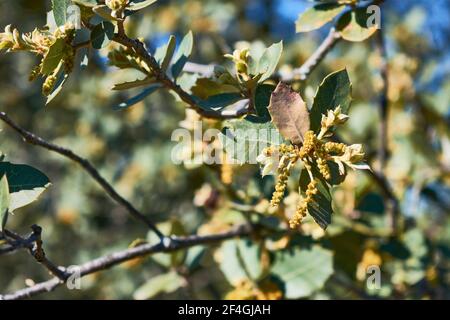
[
  {"x1": 41, "y1": 38, "x2": 65, "y2": 75},
  {"x1": 0, "y1": 162, "x2": 51, "y2": 212},
  {"x1": 154, "y1": 35, "x2": 176, "y2": 73},
  {"x1": 112, "y1": 78, "x2": 155, "y2": 90},
  {"x1": 257, "y1": 41, "x2": 283, "y2": 82},
  {"x1": 310, "y1": 69, "x2": 352, "y2": 133},
  {"x1": 337, "y1": 9, "x2": 378, "y2": 42},
  {"x1": 296, "y1": 3, "x2": 345, "y2": 33},
  {"x1": 171, "y1": 31, "x2": 193, "y2": 80},
  {"x1": 128, "y1": 0, "x2": 158, "y2": 11}
]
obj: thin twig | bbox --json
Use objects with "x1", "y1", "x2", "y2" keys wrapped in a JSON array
[
  {"x1": 0, "y1": 112, "x2": 165, "y2": 239},
  {"x1": 112, "y1": 34, "x2": 248, "y2": 120},
  {"x1": 0, "y1": 224, "x2": 251, "y2": 300},
  {"x1": 181, "y1": 29, "x2": 342, "y2": 83},
  {"x1": 1, "y1": 226, "x2": 67, "y2": 280},
  {"x1": 282, "y1": 28, "x2": 342, "y2": 81}
]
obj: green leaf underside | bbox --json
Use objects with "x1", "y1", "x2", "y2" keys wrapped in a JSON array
[
  {"x1": 0, "y1": 162, "x2": 51, "y2": 212},
  {"x1": 310, "y1": 69, "x2": 352, "y2": 133},
  {"x1": 296, "y1": 3, "x2": 345, "y2": 33},
  {"x1": 115, "y1": 84, "x2": 162, "y2": 110},
  {"x1": 52, "y1": 0, "x2": 71, "y2": 26},
  {"x1": 154, "y1": 35, "x2": 176, "y2": 73},
  {"x1": 219, "y1": 239, "x2": 263, "y2": 284},
  {"x1": 220, "y1": 120, "x2": 284, "y2": 165},
  {"x1": 272, "y1": 246, "x2": 333, "y2": 299},
  {"x1": 91, "y1": 21, "x2": 115, "y2": 49},
  {"x1": 257, "y1": 41, "x2": 283, "y2": 82},
  {"x1": 0, "y1": 174, "x2": 10, "y2": 231},
  {"x1": 171, "y1": 31, "x2": 193, "y2": 79}
]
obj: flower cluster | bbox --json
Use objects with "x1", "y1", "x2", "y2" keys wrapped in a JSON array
[
  {"x1": 224, "y1": 48, "x2": 251, "y2": 81},
  {"x1": 257, "y1": 107, "x2": 370, "y2": 228},
  {"x1": 106, "y1": 0, "x2": 130, "y2": 19},
  {"x1": 0, "y1": 24, "x2": 76, "y2": 96}
]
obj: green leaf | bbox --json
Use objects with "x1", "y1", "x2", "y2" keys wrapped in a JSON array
[
  {"x1": 46, "y1": 72, "x2": 69, "y2": 105},
  {"x1": 337, "y1": 9, "x2": 378, "y2": 42},
  {"x1": 220, "y1": 120, "x2": 284, "y2": 165},
  {"x1": 272, "y1": 246, "x2": 333, "y2": 299},
  {"x1": 219, "y1": 239, "x2": 263, "y2": 284},
  {"x1": 191, "y1": 77, "x2": 239, "y2": 100},
  {"x1": 128, "y1": 0, "x2": 158, "y2": 11},
  {"x1": 112, "y1": 78, "x2": 155, "y2": 90},
  {"x1": 41, "y1": 38, "x2": 66, "y2": 75},
  {"x1": 197, "y1": 93, "x2": 244, "y2": 111},
  {"x1": 184, "y1": 246, "x2": 206, "y2": 272},
  {"x1": 171, "y1": 31, "x2": 193, "y2": 80},
  {"x1": 0, "y1": 162, "x2": 51, "y2": 212},
  {"x1": 299, "y1": 168, "x2": 333, "y2": 229},
  {"x1": 114, "y1": 84, "x2": 162, "y2": 110},
  {"x1": 52, "y1": 0, "x2": 72, "y2": 26},
  {"x1": 257, "y1": 41, "x2": 283, "y2": 82},
  {"x1": 268, "y1": 82, "x2": 310, "y2": 145},
  {"x1": 296, "y1": 3, "x2": 345, "y2": 33},
  {"x1": 0, "y1": 174, "x2": 10, "y2": 231},
  {"x1": 72, "y1": 0, "x2": 97, "y2": 8},
  {"x1": 91, "y1": 21, "x2": 115, "y2": 49},
  {"x1": 92, "y1": 5, "x2": 119, "y2": 21},
  {"x1": 133, "y1": 271, "x2": 186, "y2": 300},
  {"x1": 154, "y1": 35, "x2": 176, "y2": 73},
  {"x1": 310, "y1": 69, "x2": 352, "y2": 133},
  {"x1": 253, "y1": 84, "x2": 275, "y2": 122}
]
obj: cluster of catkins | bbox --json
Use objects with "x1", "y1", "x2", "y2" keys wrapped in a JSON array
[
  {"x1": 0, "y1": 24, "x2": 76, "y2": 96},
  {"x1": 258, "y1": 107, "x2": 368, "y2": 228}
]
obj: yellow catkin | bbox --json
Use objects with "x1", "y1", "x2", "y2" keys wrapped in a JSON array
[
  {"x1": 324, "y1": 142, "x2": 346, "y2": 155},
  {"x1": 270, "y1": 166, "x2": 289, "y2": 207},
  {"x1": 314, "y1": 143, "x2": 331, "y2": 180},
  {"x1": 270, "y1": 144, "x2": 300, "y2": 207},
  {"x1": 221, "y1": 161, "x2": 233, "y2": 185},
  {"x1": 290, "y1": 179, "x2": 318, "y2": 228},
  {"x1": 298, "y1": 130, "x2": 315, "y2": 158},
  {"x1": 28, "y1": 65, "x2": 40, "y2": 82},
  {"x1": 42, "y1": 74, "x2": 57, "y2": 96}
]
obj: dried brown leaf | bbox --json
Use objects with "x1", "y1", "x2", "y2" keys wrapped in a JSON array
[{"x1": 268, "y1": 82, "x2": 310, "y2": 145}]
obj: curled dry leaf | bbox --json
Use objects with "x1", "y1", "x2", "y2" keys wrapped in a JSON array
[{"x1": 268, "y1": 82, "x2": 310, "y2": 145}]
